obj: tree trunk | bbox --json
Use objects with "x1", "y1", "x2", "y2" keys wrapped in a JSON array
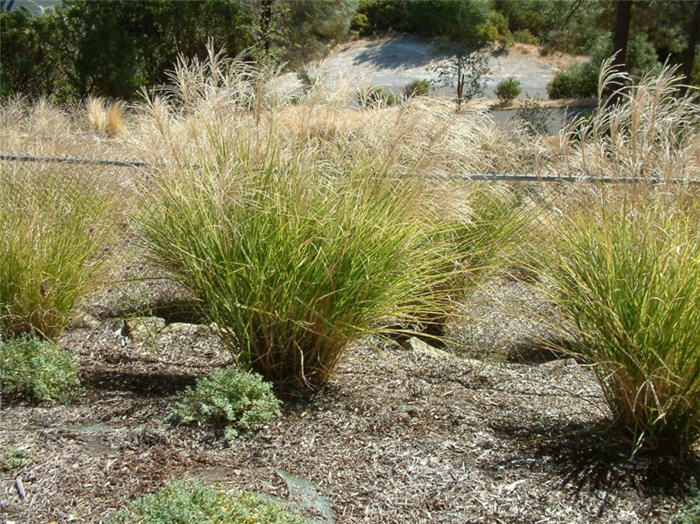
[
  {"x1": 607, "y1": 0, "x2": 633, "y2": 105},
  {"x1": 456, "y1": 60, "x2": 463, "y2": 106},
  {"x1": 681, "y1": 0, "x2": 700, "y2": 94},
  {"x1": 612, "y1": 0, "x2": 632, "y2": 71},
  {"x1": 260, "y1": 0, "x2": 274, "y2": 55}
]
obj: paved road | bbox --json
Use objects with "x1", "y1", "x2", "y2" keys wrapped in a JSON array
[
  {"x1": 310, "y1": 35, "x2": 579, "y2": 100},
  {"x1": 491, "y1": 105, "x2": 594, "y2": 134}
]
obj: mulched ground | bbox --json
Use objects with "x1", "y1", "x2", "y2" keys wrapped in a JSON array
[{"x1": 1, "y1": 278, "x2": 698, "y2": 523}]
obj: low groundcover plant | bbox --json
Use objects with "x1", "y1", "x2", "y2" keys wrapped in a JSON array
[
  {"x1": 171, "y1": 367, "x2": 281, "y2": 440},
  {"x1": 111, "y1": 481, "x2": 305, "y2": 524},
  {"x1": 0, "y1": 336, "x2": 82, "y2": 403}
]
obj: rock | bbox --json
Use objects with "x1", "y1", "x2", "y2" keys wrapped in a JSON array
[
  {"x1": 67, "y1": 312, "x2": 100, "y2": 330},
  {"x1": 406, "y1": 337, "x2": 453, "y2": 359},
  {"x1": 161, "y1": 322, "x2": 211, "y2": 336},
  {"x1": 122, "y1": 316, "x2": 165, "y2": 342}
]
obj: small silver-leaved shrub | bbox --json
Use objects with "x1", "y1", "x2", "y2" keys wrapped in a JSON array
[
  {"x1": 0, "y1": 336, "x2": 82, "y2": 403},
  {"x1": 171, "y1": 367, "x2": 280, "y2": 440}
]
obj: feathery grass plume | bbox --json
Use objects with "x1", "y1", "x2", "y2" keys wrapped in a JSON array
[
  {"x1": 0, "y1": 164, "x2": 117, "y2": 340},
  {"x1": 87, "y1": 97, "x2": 108, "y2": 134},
  {"x1": 105, "y1": 101, "x2": 126, "y2": 137},
  {"x1": 87, "y1": 97, "x2": 126, "y2": 137},
  {"x1": 536, "y1": 187, "x2": 700, "y2": 454},
  {"x1": 558, "y1": 57, "x2": 700, "y2": 181}
]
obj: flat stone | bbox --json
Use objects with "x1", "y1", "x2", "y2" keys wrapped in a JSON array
[
  {"x1": 406, "y1": 337, "x2": 453, "y2": 359},
  {"x1": 123, "y1": 317, "x2": 166, "y2": 342},
  {"x1": 67, "y1": 312, "x2": 100, "y2": 330},
  {"x1": 161, "y1": 322, "x2": 211, "y2": 336}
]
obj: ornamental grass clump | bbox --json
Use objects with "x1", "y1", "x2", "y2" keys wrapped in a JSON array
[
  {"x1": 539, "y1": 191, "x2": 700, "y2": 454},
  {"x1": 416, "y1": 183, "x2": 530, "y2": 334},
  {"x1": 136, "y1": 161, "x2": 450, "y2": 392},
  {"x1": 0, "y1": 166, "x2": 116, "y2": 340}
]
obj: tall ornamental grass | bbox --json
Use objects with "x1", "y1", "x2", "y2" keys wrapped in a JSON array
[
  {"x1": 416, "y1": 182, "x2": 530, "y2": 332},
  {"x1": 135, "y1": 162, "x2": 451, "y2": 393},
  {"x1": 539, "y1": 190, "x2": 700, "y2": 454},
  {"x1": 0, "y1": 166, "x2": 116, "y2": 340}
]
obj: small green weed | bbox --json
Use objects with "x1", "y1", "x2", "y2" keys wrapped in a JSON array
[
  {"x1": 171, "y1": 367, "x2": 280, "y2": 440},
  {"x1": 0, "y1": 445, "x2": 32, "y2": 471},
  {"x1": 403, "y1": 79, "x2": 431, "y2": 99},
  {"x1": 0, "y1": 336, "x2": 82, "y2": 403}
]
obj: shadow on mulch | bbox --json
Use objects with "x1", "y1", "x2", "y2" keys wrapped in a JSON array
[
  {"x1": 492, "y1": 418, "x2": 700, "y2": 497},
  {"x1": 80, "y1": 369, "x2": 199, "y2": 396}
]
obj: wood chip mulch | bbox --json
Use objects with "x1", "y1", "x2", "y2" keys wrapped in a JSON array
[{"x1": 1, "y1": 293, "x2": 698, "y2": 523}]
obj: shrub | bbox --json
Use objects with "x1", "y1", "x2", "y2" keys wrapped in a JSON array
[
  {"x1": 0, "y1": 336, "x2": 82, "y2": 403},
  {"x1": 403, "y1": 79, "x2": 431, "y2": 99},
  {"x1": 547, "y1": 62, "x2": 598, "y2": 99},
  {"x1": 135, "y1": 164, "x2": 450, "y2": 392},
  {"x1": 538, "y1": 194, "x2": 700, "y2": 454},
  {"x1": 0, "y1": 166, "x2": 115, "y2": 340},
  {"x1": 495, "y1": 77, "x2": 521, "y2": 103},
  {"x1": 111, "y1": 481, "x2": 305, "y2": 524},
  {"x1": 512, "y1": 29, "x2": 539, "y2": 46},
  {"x1": 516, "y1": 96, "x2": 549, "y2": 135},
  {"x1": 357, "y1": 86, "x2": 396, "y2": 108},
  {"x1": 171, "y1": 367, "x2": 280, "y2": 440}
]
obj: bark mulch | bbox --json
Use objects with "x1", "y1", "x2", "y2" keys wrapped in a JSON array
[{"x1": 1, "y1": 282, "x2": 698, "y2": 523}]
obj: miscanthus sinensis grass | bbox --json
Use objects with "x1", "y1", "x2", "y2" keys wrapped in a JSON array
[
  {"x1": 0, "y1": 165, "x2": 116, "y2": 340},
  {"x1": 538, "y1": 189, "x2": 700, "y2": 454},
  {"x1": 557, "y1": 58, "x2": 700, "y2": 181},
  {"x1": 135, "y1": 156, "x2": 453, "y2": 392}
]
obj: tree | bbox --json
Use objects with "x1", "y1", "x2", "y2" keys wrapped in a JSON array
[{"x1": 433, "y1": 51, "x2": 490, "y2": 106}]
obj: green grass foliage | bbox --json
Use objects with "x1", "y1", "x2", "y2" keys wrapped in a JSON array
[
  {"x1": 112, "y1": 481, "x2": 305, "y2": 524},
  {"x1": 539, "y1": 192, "x2": 700, "y2": 454},
  {"x1": 136, "y1": 164, "x2": 451, "y2": 392},
  {"x1": 0, "y1": 166, "x2": 115, "y2": 340},
  {"x1": 171, "y1": 367, "x2": 280, "y2": 440},
  {"x1": 0, "y1": 336, "x2": 82, "y2": 403}
]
